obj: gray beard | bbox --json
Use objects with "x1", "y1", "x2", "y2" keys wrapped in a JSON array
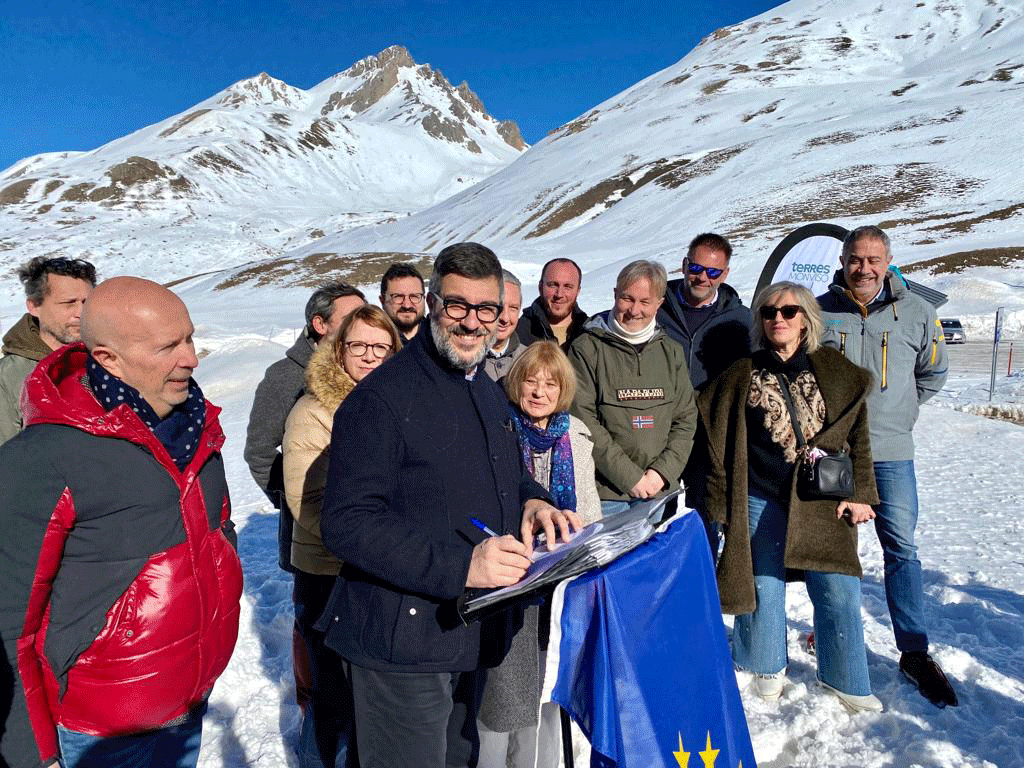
[{"x1": 431, "y1": 318, "x2": 495, "y2": 371}]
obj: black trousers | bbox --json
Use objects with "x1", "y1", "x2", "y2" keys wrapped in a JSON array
[
  {"x1": 347, "y1": 663, "x2": 485, "y2": 768},
  {"x1": 293, "y1": 570, "x2": 357, "y2": 768}
]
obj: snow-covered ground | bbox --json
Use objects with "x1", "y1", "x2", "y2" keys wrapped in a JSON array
[{"x1": 177, "y1": 318, "x2": 1024, "y2": 768}]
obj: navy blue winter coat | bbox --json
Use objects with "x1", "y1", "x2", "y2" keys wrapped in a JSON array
[{"x1": 318, "y1": 321, "x2": 549, "y2": 672}]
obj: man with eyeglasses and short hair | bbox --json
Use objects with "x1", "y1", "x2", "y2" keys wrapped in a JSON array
[
  {"x1": 1, "y1": 256, "x2": 97, "y2": 445},
  {"x1": 380, "y1": 262, "x2": 426, "y2": 342},
  {"x1": 320, "y1": 242, "x2": 581, "y2": 768}
]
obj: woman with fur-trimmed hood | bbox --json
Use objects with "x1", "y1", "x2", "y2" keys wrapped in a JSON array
[
  {"x1": 283, "y1": 304, "x2": 402, "y2": 768},
  {"x1": 698, "y1": 281, "x2": 881, "y2": 714}
]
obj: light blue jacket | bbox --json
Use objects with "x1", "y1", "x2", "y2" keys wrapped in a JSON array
[{"x1": 817, "y1": 270, "x2": 947, "y2": 461}]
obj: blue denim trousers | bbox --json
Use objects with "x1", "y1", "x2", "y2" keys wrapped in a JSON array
[
  {"x1": 57, "y1": 702, "x2": 205, "y2": 768},
  {"x1": 872, "y1": 460, "x2": 928, "y2": 653},
  {"x1": 732, "y1": 495, "x2": 872, "y2": 696}
]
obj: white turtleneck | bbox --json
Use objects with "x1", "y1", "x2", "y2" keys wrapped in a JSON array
[{"x1": 608, "y1": 314, "x2": 659, "y2": 345}]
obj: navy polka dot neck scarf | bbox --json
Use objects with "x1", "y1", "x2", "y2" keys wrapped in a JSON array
[{"x1": 86, "y1": 355, "x2": 207, "y2": 470}]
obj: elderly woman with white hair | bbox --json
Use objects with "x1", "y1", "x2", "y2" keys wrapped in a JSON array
[
  {"x1": 568, "y1": 259, "x2": 698, "y2": 517},
  {"x1": 698, "y1": 281, "x2": 882, "y2": 712}
]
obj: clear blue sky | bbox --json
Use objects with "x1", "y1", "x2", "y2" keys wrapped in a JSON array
[{"x1": 1, "y1": 0, "x2": 784, "y2": 170}]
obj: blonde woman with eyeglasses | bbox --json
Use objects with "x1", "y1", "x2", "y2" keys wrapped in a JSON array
[{"x1": 282, "y1": 304, "x2": 402, "y2": 768}]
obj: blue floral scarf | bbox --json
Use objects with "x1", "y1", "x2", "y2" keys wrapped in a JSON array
[{"x1": 509, "y1": 405, "x2": 577, "y2": 512}]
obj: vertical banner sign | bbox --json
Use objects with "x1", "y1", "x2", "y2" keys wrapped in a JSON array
[
  {"x1": 991, "y1": 306, "x2": 1005, "y2": 401},
  {"x1": 755, "y1": 223, "x2": 848, "y2": 298}
]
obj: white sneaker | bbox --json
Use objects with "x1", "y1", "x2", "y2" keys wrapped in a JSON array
[
  {"x1": 819, "y1": 680, "x2": 884, "y2": 713},
  {"x1": 751, "y1": 674, "x2": 785, "y2": 701}
]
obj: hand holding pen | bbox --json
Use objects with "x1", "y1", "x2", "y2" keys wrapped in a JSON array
[{"x1": 465, "y1": 517, "x2": 531, "y2": 589}]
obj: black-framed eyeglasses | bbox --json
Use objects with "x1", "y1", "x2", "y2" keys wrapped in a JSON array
[
  {"x1": 343, "y1": 341, "x2": 393, "y2": 358},
  {"x1": 759, "y1": 305, "x2": 802, "y2": 320},
  {"x1": 432, "y1": 293, "x2": 501, "y2": 323},
  {"x1": 386, "y1": 292, "x2": 424, "y2": 305},
  {"x1": 685, "y1": 261, "x2": 725, "y2": 280}
]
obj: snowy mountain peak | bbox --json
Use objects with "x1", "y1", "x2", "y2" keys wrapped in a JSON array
[
  {"x1": 217, "y1": 72, "x2": 307, "y2": 108},
  {"x1": 313, "y1": 46, "x2": 525, "y2": 152},
  {"x1": 344, "y1": 44, "x2": 417, "y2": 77}
]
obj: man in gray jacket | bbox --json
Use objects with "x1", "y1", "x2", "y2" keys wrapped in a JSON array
[
  {"x1": 483, "y1": 270, "x2": 525, "y2": 381},
  {"x1": 818, "y1": 225, "x2": 956, "y2": 708},
  {"x1": 244, "y1": 281, "x2": 364, "y2": 724},
  {"x1": 0, "y1": 257, "x2": 96, "y2": 445}
]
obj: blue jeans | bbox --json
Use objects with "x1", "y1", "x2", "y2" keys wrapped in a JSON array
[
  {"x1": 293, "y1": 570, "x2": 357, "y2": 768},
  {"x1": 57, "y1": 703, "x2": 205, "y2": 768},
  {"x1": 600, "y1": 499, "x2": 633, "y2": 517},
  {"x1": 872, "y1": 460, "x2": 928, "y2": 653},
  {"x1": 732, "y1": 495, "x2": 872, "y2": 696}
]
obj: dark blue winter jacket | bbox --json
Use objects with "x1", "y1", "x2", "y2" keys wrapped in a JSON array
[{"x1": 318, "y1": 321, "x2": 549, "y2": 672}]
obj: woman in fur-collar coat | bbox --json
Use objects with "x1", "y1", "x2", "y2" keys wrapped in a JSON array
[
  {"x1": 282, "y1": 304, "x2": 402, "y2": 768},
  {"x1": 698, "y1": 282, "x2": 881, "y2": 713}
]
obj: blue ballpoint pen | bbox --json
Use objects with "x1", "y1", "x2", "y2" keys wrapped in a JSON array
[{"x1": 469, "y1": 517, "x2": 499, "y2": 537}]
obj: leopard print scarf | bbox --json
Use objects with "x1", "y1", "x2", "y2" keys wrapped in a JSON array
[{"x1": 747, "y1": 369, "x2": 825, "y2": 464}]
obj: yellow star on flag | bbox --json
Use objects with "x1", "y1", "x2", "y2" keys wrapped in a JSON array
[
  {"x1": 699, "y1": 731, "x2": 720, "y2": 768},
  {"x1": 673, "y1": 732, "x2": 690, "y2": 767}
]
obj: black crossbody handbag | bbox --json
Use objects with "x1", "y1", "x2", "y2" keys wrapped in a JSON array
[{"x1": 774, "y1": 373, "x2": 855, "y2": 500}]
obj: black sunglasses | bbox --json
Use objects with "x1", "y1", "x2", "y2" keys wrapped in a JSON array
[
  {"x1": 685, "y1": 261, "x2": 725, "y2": 280},
  {"x1": 759, "y1": 305, "x2": 802, "y2": 320}
]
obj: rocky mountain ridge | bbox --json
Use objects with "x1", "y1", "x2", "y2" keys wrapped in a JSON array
[{"x1": 0, "y1": 45, "x2": 524, "y2": 291}]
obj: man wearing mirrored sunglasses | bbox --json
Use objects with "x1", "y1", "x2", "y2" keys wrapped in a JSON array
[
  {"x1": 657, "y1": 233, "x2": 752, "y2": 391},
  {"x1": 658, "y1": 234, "x2": 752, "y2": 556}
]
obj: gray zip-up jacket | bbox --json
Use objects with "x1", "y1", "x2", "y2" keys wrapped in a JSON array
[{"x1": 818, "y1": 270, "x2": 947, "y2": 461}]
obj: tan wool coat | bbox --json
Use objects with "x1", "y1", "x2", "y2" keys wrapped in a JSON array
[
  {"x1": 697, "y1": 345, "x2": 879, "y2": 615},
  {"x1": 282, "y1": 342, "x2": 356, "y2": 575}
]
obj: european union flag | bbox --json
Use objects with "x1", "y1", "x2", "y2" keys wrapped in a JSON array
[{"x1": 543, "y1": 508, "x2": 756, "y2": 768}]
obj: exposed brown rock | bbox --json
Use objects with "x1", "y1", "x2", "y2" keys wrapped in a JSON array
[
  {"x1": 456, "y1": 82, "x2": 485, "y2": 113},
  {"x1": 527, "y1": 156, "x2": 693, "y2": 239},
  {"x1": 551, "y1": 111, "x2": 599, "y2": 139},
  {"x1": 59, "y1": 183, "x2": 95, "y2": 202},
  {"x1": 298, "y1": 119, "x2": 335, "y2": 149},
  {"x1": 0, "y1": 179, "x2": 37, "y2": 204},
  {"x1": 902, "y1": 247, "x2": 1024, "y2": 274},
  {"x1": 107, "y1": 156, "x2": 167, "y2": 186},
  {"x1": 421, "y1": 109, "x2": 468, "y2": 144},
  {"x1": 654, "y1": 145, "x2": 749, "y2": 189},
  {"x1": 702, "y1": 79, "x2": 729, "y2": 95},
  {"x1": 741, "y1": 100, "x2": 781, "y2": 122},
  {"x1": 345, "y1": 46, "x2": 414, "y2": 78},
  {"x1": 214, "y1": 250, "x2": 432, "y2": 291},
  {"x1": 497, "y1": 120, "x2": 526, "y2": 150},
  {"x1": 158, "y1": 109, "x2": 212, "y2": 138},
  {"x1": 43, "y1": 180, "x2": 63, "y2": 195},
  {"x1": 192, "y1": 150, "x2": 246, "y2": 173}
]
